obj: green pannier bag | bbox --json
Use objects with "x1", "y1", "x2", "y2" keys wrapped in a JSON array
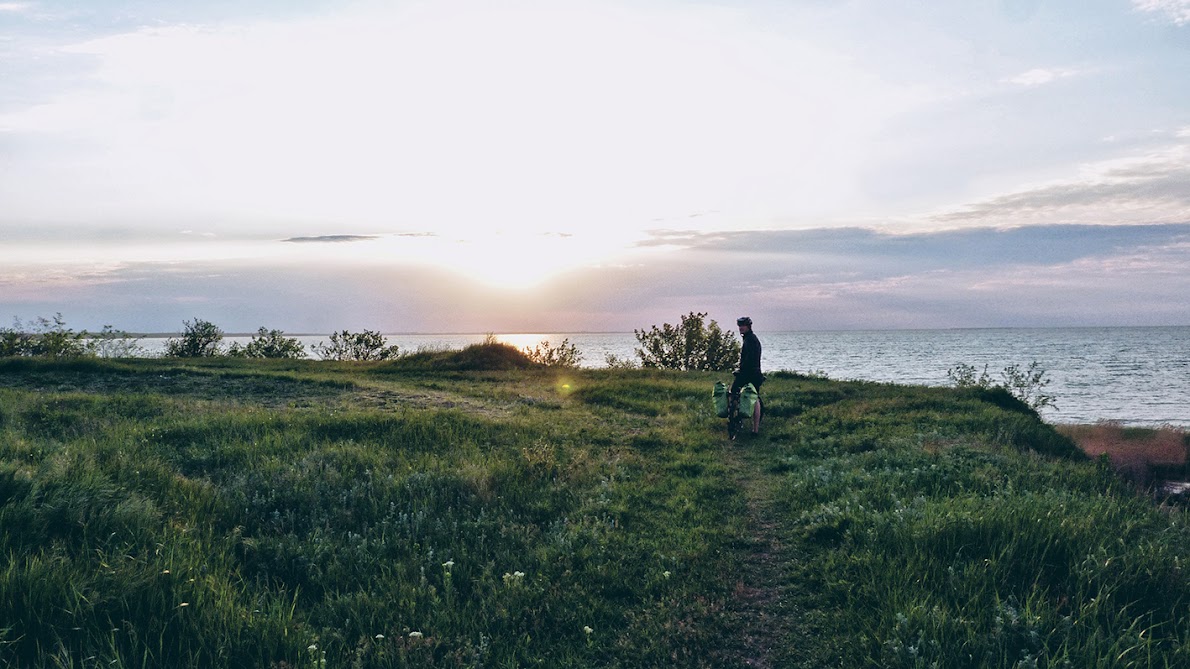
[
  {"x1": 712, "y1": 381, "x2": 729, "y2": 418},
  {"x1": 739, "y1": 383, "x2": 759, "y2": 419}
]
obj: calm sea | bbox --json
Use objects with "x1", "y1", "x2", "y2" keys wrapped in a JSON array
[{"x1": 137, "y1": 327, "x2": 1190, "y2": 427}]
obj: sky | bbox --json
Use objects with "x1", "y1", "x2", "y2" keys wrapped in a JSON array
[{"x1": 1, "y1": 0, "x2": 1189, "y2": 333}]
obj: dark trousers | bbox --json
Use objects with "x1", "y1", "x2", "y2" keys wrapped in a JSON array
[{"x1": 731, "y1": 373, "x2": 763, "y2": 396}]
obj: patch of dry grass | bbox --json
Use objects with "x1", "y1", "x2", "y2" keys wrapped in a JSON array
[
  {"x1": 1057, "y1": 422, "x2": 1188, "y2": 489},
  {"x1": 1057, "y1": 423, "x2": 1187, "y2": 465}
]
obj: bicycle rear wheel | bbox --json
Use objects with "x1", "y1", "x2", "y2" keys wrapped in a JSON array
[{"x1": 727, "y1": 391, "x2": 741, "y2": 440}]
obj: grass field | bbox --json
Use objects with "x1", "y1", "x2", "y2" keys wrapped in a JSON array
[{"x1": 1, "y1": 347, "x2": 1187, "y2": 667}]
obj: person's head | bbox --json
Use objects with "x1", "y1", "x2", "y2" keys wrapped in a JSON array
[{"x1": 736, "y1": 316, "x2": 752, "y2": 334}]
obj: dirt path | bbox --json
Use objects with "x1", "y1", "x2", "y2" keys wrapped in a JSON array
[{"x1": 713, "y1": 437, "x2": 805, "y2": 669}]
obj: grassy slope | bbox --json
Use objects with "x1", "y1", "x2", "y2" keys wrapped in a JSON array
[{"x1": 0, "y1": 356, "x2": 1186, "y2": 668}]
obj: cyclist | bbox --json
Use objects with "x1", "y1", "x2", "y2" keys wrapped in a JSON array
[{"x1": 732, "y1": 316, "x2": 763, "y2": 435}]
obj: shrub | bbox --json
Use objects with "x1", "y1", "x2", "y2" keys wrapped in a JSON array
[
  {"x1": 0, "y1": 314, "x2": 89, "y2": 358},
  {"x1": 633, "y1": 312, "x2": 739, "y2": 371},
  {"x1": 164, "y1": 318, "x2": 225, "y2": 358},
  {"x1": 0, "y1": 326, "x2": 28, "y2": 356},
  {"x1": 313, "y1": 330, "x2": 399, "y2": 361},
  {"x1": 603, "y1": 353, "x2": 638, "y2": 369},
  {"x1": 88, "y1": 325, "x2": 145, "y2": 358},
  {"x1": 523, "y1": 339, "x2": 582, "y2": 367},
  {"x1": 947, "y1": 361, "x2": 1057, "y2": 412},
  {"x1": 1000, "y1": 362, "x2": 1057, "y2": 412},
  {"x1": 228, "y1": 327, "x2": 307, "y2": 359}
]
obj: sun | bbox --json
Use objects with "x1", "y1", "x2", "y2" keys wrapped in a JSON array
[
  {"x1": 445, "y1": 235, "x2": 573, "y2": 290},
  {"x1": 425, "y1": 230, "x2": 635, "y2": 291},
  {"x1": 282, "y1": 228, "x2": 647, "y2": 292}
]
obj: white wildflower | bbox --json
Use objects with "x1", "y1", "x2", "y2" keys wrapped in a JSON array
[{"x1": 409, "y1": 631, "x2": 424, "y2": 639}]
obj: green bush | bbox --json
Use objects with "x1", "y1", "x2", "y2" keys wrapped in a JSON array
[
  {"x1": 88, "y1": 325, "x2": 146, "y2": 358},
  {"x1": 523, "y1": 338, "x2": 582, "y2": 367},
  {"x1": 164, "y1": 318, "x2": 225, "y2": 358},
  {"x1": 633, "y1": 312, "x2": 739, "y2": 371},
  {"x1": 603, "y1": 353, "x2": 638, "y2": 369},
  {"x1": 313, "y1": 330, "x2": 399, "y2": 361},
  {"x1": 228, "y1": 327, "x2": 306, "y2": 359},
  {"x1": 0, "y1": 314, "x2": 89, "y2": 358},
  {"x1": 947, "y1": 361, "x2": 1057, "y2": 411}
]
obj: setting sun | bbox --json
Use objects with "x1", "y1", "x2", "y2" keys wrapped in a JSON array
[
  {"x1": 307, "y1": 229, "x2": 651, "y2": 291},
  {"x1": 435, "y1": 233, "x2": 596, "y2": 290}
]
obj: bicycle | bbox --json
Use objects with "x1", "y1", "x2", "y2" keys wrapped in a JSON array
[
  {"x1": 726, "y1": 379, "x2": 762, "y2": 441},
  {"x1": 726, "y1": 388, "x2": 744, "y2": 440}
]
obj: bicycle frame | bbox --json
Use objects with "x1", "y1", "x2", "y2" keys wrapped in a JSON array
[
  {"x1": 726, "y1": 386, "x2": 761, "y2": 441},
  {"x1": 727, "y1": 389, "x2": 740, "y2": 440}
]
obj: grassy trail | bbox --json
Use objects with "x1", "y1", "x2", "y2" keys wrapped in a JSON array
[
  {"x1": 717, "y1": 434, "x2": 838, "y2": 669},
  {"x1": 717, "y1": 436, "x2": 793, "y2": 668}
]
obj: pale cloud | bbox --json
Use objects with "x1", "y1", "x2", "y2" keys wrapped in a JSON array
[
  {"x1": 929, "y1": 135, "x2": 1190, "y2": 226},
  {"x1": 1133, "y1": 0, "x2": 1190, "y2": 25},
  {"x1": 283, "y1": 235, "x2": 378, "y2": 244},
  {"x1": 3, "y1": 222, "x2": 1188, "y2": 331},
  {"x1": 1002, "y1": 67, "x2": 1082, "y2": 87},
  {"x1": 633, "y1": 224, "x2": 1190, "y2": 275},
  {"x1": 972, "y1": 243, "x2": 1190, "y2": 289},
  {"x1": 0, "y1": 0, "x2": 924, "y2": 239},
  {"x1": 0, "y1": 263, "x2": 131, "y2": 303},
  {"x1": 551, "y1": 221, "x2": 1190, "y2": 329},
  {"x1": 0, "y1": 0, "x2": 935, "y2": 298},
  {"x1": 3, "y1": 1, "x2": 1190, "y2": 332},
  {"x1": 744, "y1": 238, "x2": 1190, "y2": 328}
]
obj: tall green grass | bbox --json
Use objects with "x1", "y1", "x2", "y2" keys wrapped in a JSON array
[
  {"x1": 0, "y1": 358, "x2": 748, "y2": 667},
  {"x1": 771, "y1": 378, "x2": 1189, "y2": 668},
  {"x1": 1, "y1": 358, "x2": 1186, "y2": 667}
]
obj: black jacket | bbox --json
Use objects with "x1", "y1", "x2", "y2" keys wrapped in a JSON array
[{"x1": 737, "y1": 330, "x2": 762, "y2": 387}]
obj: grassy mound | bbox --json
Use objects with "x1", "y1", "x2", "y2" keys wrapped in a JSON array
[{"x1": 381, "y1": 342, "x2": 538, "y2": 372}]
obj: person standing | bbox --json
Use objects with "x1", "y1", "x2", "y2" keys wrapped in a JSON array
[{"x1": 733, "y1": 316, "x2": 763, "y2": 434}]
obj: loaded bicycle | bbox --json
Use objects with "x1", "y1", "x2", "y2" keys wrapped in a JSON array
[{"x1": 714, "y1": 371, "x2": 762, "y2": 440}]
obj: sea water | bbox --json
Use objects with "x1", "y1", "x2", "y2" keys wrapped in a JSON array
[{"x1": 136, "y1": 327, "x2": 1189, "y2": 427}]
